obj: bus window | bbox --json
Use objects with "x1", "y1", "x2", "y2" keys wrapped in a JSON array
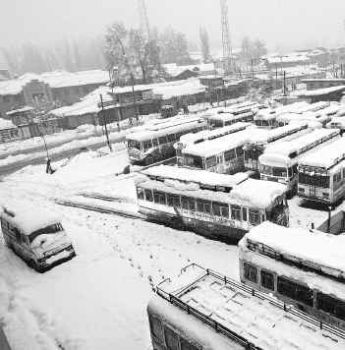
[
  {"x1": 236, "y1": 147, "x2": 244, "y2": 157},
  {"x1": 272, "y1": 167, "x2": 287, "y2": 177},
  {"x1": 188, "y1": 198, "x2": 195, "y2": 211},
  {"x1": 231, "y1": 205, "x2": 241, "y2": 221},
  {"x1": 206, "y1": 156, "x2": 217, "y2": 168},
  {"x1": 167, "y1": 134, "x2": 176, "y2": 143},
  {"x1": 196, "y1": 200, "x2": 211, "y2": 214},
  {"x1": 181, "y1": 196, "x2": 189, "y2": 210},
  {"x1": 212, "y1": 202, "x2": 222, "y2": 216},
  {"x1": 149, "y1": 315, "x2": 164, "y2": 343},
  {"x1": 244, "y1": 262, "x2": 258, "y2": 283},
  {"x1": 224, "y1": 149, "x2": 236, "y2": 162},
  {"x1": 221, "y1": 205, "x2": 229, "y2": 218},
  {"x1": 317, "y1": 293, "x2": 345, "y2": 320},
  {"x1": 159, "y1": 136, "x2": 167, "y2": 145},
  {"x1": 184, "y1": 155, "x2": 203, "y2": 169},
  {"x1": 145, "y1": 189, "x2": 153, "y2": 202},
  {"x1": 154, "y1": 191, "x2": 166, "y2": 205},
  {"x1": 242, "y1": 207, "x2": 247, "y2": 221},
  {"x1": 277, "y1": 277, "x2": 313, "y2": 306},
  {"x1": 137, "y1": 187, "x2": 145, "y2": 200},
  {"x1": 167, "y1": 194, "x2": 180, "y2": 208},
  {"x1": 180, "y1": 338, "x2": 199, "y2": 350},
  {"x1": 249, "y1": 209, "x2": 260, "y2": 225},
  {"x1": 152, "y1": 139, "x2": 159, "y2": 147},
  {"x1": 143, "y1": 140, "x2": 152, "y2": 151},
  {"x1": 128, "y1": 139, "x2": 141, "y2": 150},
  {"x1": 164, "y1": 326, "x2": 179, "y2": 350},
  {"x1": 261, "y1": 270, "x2": 274, "y2": 291}
]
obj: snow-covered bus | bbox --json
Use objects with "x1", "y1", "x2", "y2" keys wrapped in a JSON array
[
  {"x1": 126, "y1": 116, "x2": 207, "y2": 165},
  {"x1": 181, "y1": 129, "x2": 254, "y2": 174},
  {"x1": 207, "y1": 111, "x2": 255, "y2": 128},
  {"x1": 259, "y1": 128, "x2": 340, "y2": 195},
  {"x1": 148, "y1": 263, "x2": 345, "y2": 350},
  {"x1": 244, "y1": 122, "x2": 309, "y2": 172},
  {"x1": 135, "y1": 176, "x2": 288, "y2": 242},
  {"x1": 239, "y1": 221, "x2": 345, "y2": 330},
  {"x1": 254, "y1": 108, "x2": 277, "y2": 128},
  {"x1": 276, "y1": 111, "x2": 331, "y2": 127},
  {"x1": 298, "y1": 137, "x2": 345, "y2": 205},
  {"x1": 0, "y1": 203, "x2": 76, "y2": 272},
  {"x1": 174, "y1": 122, "x2": 251, "y2": 165}
]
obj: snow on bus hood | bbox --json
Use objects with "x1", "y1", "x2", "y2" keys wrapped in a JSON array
[{"x1": 31, "y1": 232, "x2": 70, "y2": 255}]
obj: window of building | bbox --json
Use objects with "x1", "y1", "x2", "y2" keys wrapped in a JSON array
[
  {"x1": 244, "y1": 262, "x2": 257, "y2": 283},
  {"x1": 249, "y1": 209, "x2": 260, "y2": 225},
  {"x1": 231, "y1": 205, "x2": 241, "y2": 221},
  {"x1": 277, "y1": 277, "x2": 313, "y2": 306},
  {"x1": 145, "y1": 189, "x2": 153, "y2": 202},
  {"x1": 154, "y1": 191, "x2": 166, "y2": 205},
  {"x1": 261, "y1": 270, "x2": 274, "y2": 291},
  {"x1": 164, "y1": 327, "x2": 179, "y2": 350},
  {"x1": 149, "y1": 316, "x2": 163, "y2": 342},
  {"x1": 137, "y1": 187, "x2": 145, "y2": 200}
]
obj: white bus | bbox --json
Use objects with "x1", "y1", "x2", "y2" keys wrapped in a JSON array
[
  {"x1": 135, "y1": 176, "x2": 288, "y2": 242},
  {"x1": 254, "y1": 108, "x2": 277, "y2": 128},
  {"x1": 0, "y1": 203, "x2": 76, "y2": 272},
  {"x1": 298, "y1": 137, "x2": 345, "y2": 205},
  {"x1": 276, "y1": 111, "x2": 331, "y2": 127},
  {"x1": 207, "y1": 111, "x2": 255, "y2": 128},
  {"x1": 181, "y1": 129, "x2": 256, "y2": 174},
  {"x1": 141, "y1": 165, "x2": 249, "y2": 193},
  {"x1": 126, "y1": 116, "x2": 207, "y2": 165},
  {"x1": 174, "y1": 122, "x2": 251, "y2": 165},
  {"x1": 259, "y1": 128, "x2": 340, "y2": 195},
  {"x1": 239, "y1": 221, "x2": 345, "y2": 330},
  {"x1": 244, "y1": 122, "x2": 309, "y2": 172},
  {"x1": 148, "y1": 263, "x2": 345, "y2": 350}
]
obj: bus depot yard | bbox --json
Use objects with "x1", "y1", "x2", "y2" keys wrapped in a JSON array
[{"x1": 2, "y1": 100, "x2": 345, "y2": 349}]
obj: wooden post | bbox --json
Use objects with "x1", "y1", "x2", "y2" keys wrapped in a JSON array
[{"x1": 99, "y1": 94, "x2": 112, "y2": 152}]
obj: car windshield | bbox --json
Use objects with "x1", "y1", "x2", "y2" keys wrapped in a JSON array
[{"x1": 29, "y1": 223, "x2": 63, "y2": 243}]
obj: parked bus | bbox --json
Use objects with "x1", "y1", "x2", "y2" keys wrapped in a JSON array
[
  {"x1": 148, "y1": 263, "x2": 345, "y2": 350},
  {"x1": 239, "y1": 221, "x2": 345, "y2": 330},
  {"x1": 135, "y1": 175, "x2": 288, "y2": 242},
  {"x1": 276, "y1": 111, "x2": 331, "y2": 127},
  {"x1": 126, "y1": 116, "x2": 207, "y2": 165},
  {"x1": 141, "y1": 165, "x2": 249, "y2": 193},
  {"x1": 254, "y1": 108, "x2": 277, "y2": 128},
  {"x1": 174, "y1": 122, "x2": 251, "y2": 165},
  {"x1": 259, "y1": 128, "x2": 340, "y2": 195},
  {"x1": 181, "y1": 129, "x2": 257, "y2": 174},
  {"x1": 0, "y1": 203, "x2": 76, "y2": 272},
  {"x1": 244, "y1": 122, "x2": 309, "y2": 172},
  {"x1": 298, "y1": 137, "x2": 345, "y2": 205},
  {"x1": 207, "y1": 111, "x2": 255, "y2": 128}
]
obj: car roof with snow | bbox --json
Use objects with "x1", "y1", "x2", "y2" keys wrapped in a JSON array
[{"x1": 1, "y1": 202, "x2": 61, "y2": 235}]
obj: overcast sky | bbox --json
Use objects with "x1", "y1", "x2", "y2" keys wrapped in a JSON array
[{"x1": 1, "y1": 0, "x2": 345, "y2": 52}]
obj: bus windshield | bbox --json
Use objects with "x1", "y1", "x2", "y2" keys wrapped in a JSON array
[
  {"x1": 127, "y1": 139, "x2": 142, "y2": 150},
  {"x1": 29, "y1": 223, "x2": 63, "y2": 243},
  {"x1": 261, "y1": 165, "x2": 288, "y2": 177},
  {"x1": 184, "y1": 154, "x2": 203, "y2": 169}
]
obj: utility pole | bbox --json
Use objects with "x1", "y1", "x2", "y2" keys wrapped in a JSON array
[
  {"x1": 220, "y1": 0, "x2": 234, "y2": 76},
  {"x1": 99, "y1": 94, "x2": 112, "y2": 152},
  {"x1": 283, "y1": 71, "x2": 287, "y2": 96}
]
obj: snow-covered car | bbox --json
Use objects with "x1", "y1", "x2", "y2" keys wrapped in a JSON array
[{"x1": 0, "y1": 203, "x2": 76, "y2": 272}]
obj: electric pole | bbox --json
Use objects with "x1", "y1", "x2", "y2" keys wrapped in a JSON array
[
  {"x1": 99, "y1": 94, "x2": 113, "y2": 152},
  {"x1": 220, "y1": 0, "x2": 234, "y2": 76}
]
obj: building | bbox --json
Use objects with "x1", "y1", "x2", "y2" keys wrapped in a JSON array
[
  {"x1": 0, "y1": 118, "x2": 19, "y2": 143},
  {"x1": 302, "y1": 78, "x2": 345, "y2": 90},
  {"x1": 0, "y1": 70, "x2": 109, "y2": 117},
  {"x1": 163, "y1": 63, "x2": 215, "y2": 81},
  {"x1": 295, "y1": 85, "x2": 345, "y2": 103}
]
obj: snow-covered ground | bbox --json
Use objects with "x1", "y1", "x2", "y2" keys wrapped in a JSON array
[{"x1": 0, "y1": 147, "x2": 342, "y2": 349}]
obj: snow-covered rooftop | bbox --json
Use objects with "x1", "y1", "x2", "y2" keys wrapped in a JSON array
[
  {"x1": 152, "y1": 264, "x2": 345, "y2": 350},
  {"x1": 1, "y1": 201, "x2": 62, "y2": 235},
  {"x1": 295, "y1": 85, "x2": 345, "y2": 97}
]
